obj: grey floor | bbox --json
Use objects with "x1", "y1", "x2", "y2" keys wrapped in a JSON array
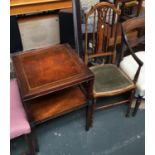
[{"x1": 11, "y1": 102, "x2": 145, "y2": 155}]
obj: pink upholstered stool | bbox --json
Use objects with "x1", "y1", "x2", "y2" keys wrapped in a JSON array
[{"x1": 10, "y1": 79, "x2": 37, "y2": 155}]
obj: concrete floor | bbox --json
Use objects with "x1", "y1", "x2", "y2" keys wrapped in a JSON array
[{"x1": 11, "y1": 103, "x2": 145, "y2": 155}]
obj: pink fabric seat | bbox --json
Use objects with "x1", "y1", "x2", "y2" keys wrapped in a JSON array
[{"x1": 10, "y1": 79, "x2": 31, "y2": 139}]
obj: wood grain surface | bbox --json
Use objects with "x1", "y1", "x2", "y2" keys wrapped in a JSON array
[
  {"x1": 12, "y1": 44, "x2": 94, "y2": 101},
  {"x1": 10, "y1": 0, "x2": 72, "y2": 15},
  {"x1": 26, "y1": 86, "x2": 87, "y2": 124}
]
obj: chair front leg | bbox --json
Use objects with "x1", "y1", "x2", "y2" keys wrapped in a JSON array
[
  {"x1": 30, "y1": 129, "x2": 39, "y2": 153},
  {"x1": 126, "y1": 90, "x2": 135, "y2": 117},
  {"x1": 132, "y1": 95, "x2": 143, "y2": 116},
  {"x1": 25, "y1": 134, "x2": 36, "y2": 155}
]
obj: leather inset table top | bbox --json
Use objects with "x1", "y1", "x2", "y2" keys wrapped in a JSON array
[
  {"x1": 21, "y1": 46, "x2": 82, "y2": 88},
  {"x1": 12, "y1": 44, "x2": 94, "y2": 101}
]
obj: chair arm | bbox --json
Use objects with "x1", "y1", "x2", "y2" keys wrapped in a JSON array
[
  {"x1": 129, "y1": 48, "x2": 143, "y2": 67},
  {"x1": 121, "y1": 30, "x2": 144, "y2": 83},
  {"x1": 122, "y1": 30, "x2": 143, "y2": 65}
]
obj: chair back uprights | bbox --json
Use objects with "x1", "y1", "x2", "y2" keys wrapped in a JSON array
[
  {"x1": 84, "y1": 2, "x2": 121, "y2": 66},
  {"x1": 121, "y1": 16, "x2": 145, "y2": 60}
]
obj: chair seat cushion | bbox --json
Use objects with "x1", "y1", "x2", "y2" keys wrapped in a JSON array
[
  {"x1": 10, "y1": 79, "x2": 31, "y2": 139},
  {"x1": 90, "y1": 64, "x2": 135, "y2": 97},
  {"x1": 120, "y1": 51, "x2": 145, "y2": 97}
]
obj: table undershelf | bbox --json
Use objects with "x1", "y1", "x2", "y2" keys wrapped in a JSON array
[{"x1": 26, "y1": 86, "x2": 87, "y2": 125}]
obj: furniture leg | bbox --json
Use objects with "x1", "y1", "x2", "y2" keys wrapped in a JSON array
[
  {"x1": 25, "y1": 134, "x2": 36, "y2": 155},
  {"x1": 91, "y1": 98, "x2": 96, "y2": 128},
  {"x1": 126, "y1": 90, "x2": 134, "y2": 117},
  {"x1": 132, "y1": 95, "x2": 143, "y2": 116},
  {"x1": 85, "y1": 79, "x2": 94, "y2": 131},
  {"x1": 86, "y1": 100, "x2": 93, "y2": 131},
  {"x1": 31, "y1": 129, "x2": 39, "y2": 152}
]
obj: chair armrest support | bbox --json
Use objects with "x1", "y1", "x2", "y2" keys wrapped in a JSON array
[
  {"x1": 121, "y1": 30, "x2": 143, "y2": 83},
  {"x1": 133, "y1": 65, "x2": 141, "y2": 83},
  {"x1": 122, "y1": 30, "x2": 143, "y2": 66}
]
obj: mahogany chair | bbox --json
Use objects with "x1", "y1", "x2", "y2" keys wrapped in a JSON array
[
  {"x1": 119, "y1": 16, "x2": 145, "y2": 116},
  {"x1": 10, "y1": 79, "x2": 38, "y2": 155},
  {"x1": 84, "y1": 2, "x2": 136, "y2": 128}
]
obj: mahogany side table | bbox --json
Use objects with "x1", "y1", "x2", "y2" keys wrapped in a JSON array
[{"x1": 12, "y1": 44, "x2": 94, "y2": 130}]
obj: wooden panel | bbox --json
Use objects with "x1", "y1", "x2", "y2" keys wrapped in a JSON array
[
  {"x1": 12, "y1": 44, "x2": 94, "y2": 101},
  {"x1": 10, "y1": 0, "x2": 72, "y2": 15},
  {"x1": 26, "y1": 86, "x2": 87, "y2": 124},
  {"x1": 11, "y1": 0, "x2": 65, "y2": 6}
]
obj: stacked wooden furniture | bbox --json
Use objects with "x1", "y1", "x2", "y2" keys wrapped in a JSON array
[{"x1": 12, "y1": 44, "x2": 94, "y2": 130}]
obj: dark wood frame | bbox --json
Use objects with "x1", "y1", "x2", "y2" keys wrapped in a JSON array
[
  {"x1": 24, "y1": 133, "x2": 37, "y2": 155},
  {"x1": 12, "y1": 44, "x2": 94, "y2": 131},
  {"x1": 11, "y1": 131, "x2": 38, "y2": 155},
  {"x1": 120, "y1": 16, "x2": 145, "y2": 116}
]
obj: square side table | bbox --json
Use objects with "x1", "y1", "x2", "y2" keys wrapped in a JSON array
[{"x1": 12, "y1": 44, "x2": 94, "y2": 130}]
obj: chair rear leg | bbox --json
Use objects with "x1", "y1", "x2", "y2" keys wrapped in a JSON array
[
  {"x1": 132, "y1": 95, "x2": 143, "y2": 116},
  {"x1": 126, "y1": 90, "x2": 135, "y2": 117},
  {"x1": 25, "y1": 134, "x2": 36, "y2": 155}
]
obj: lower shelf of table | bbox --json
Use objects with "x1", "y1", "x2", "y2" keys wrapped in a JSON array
[{"x1": 26, "y1": 86, "x2": 87, "y2": 125}]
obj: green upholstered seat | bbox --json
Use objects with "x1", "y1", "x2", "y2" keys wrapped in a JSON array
[{"x1": 90, "y1": 64, "x2": 135, "y2": 97}]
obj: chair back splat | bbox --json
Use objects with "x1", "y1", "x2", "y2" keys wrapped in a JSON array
[
  {"x1": 83, "y1": 2, "x2": 136, "y2": 130},
  {"x1": 84, "y1": 2, "x2": 121, "y2": 65}
]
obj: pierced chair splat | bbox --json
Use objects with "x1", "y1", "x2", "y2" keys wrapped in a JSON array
[{"x1": 84, "y1": 2, "x2": 136, "y2": 129}]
